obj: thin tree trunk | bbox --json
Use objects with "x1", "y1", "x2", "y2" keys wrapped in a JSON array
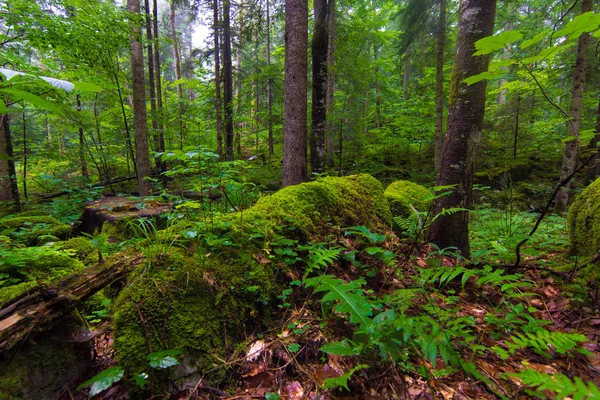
[
  {"x1": 234, "y1": 0, "x2": 244, "y2": 158},
  {"x1": 22, "y1": 109, "x2": 27, "y2": 200},
  {"x1": 554, "y1": 0, "x2": 592, "y2": 214},
  {"x1": 310, "y1": 0, "x2": 329, "y2": 173},
  {"x1": 513, "y1": 96, "x2": 520, "y2": 160},
  {"x1": 214, "y1": 0, "x2": 224, "y2": 159},
  {"x1": 0, "y1": 114, "x2": 21, "y2": 211},
  {"x1": 266, "y1": 0, "x2": 274, "y2": 156},
  {"x1": 144, "y1": 0, "x2": 159, "y2": 169},
  {"x1": 128, "y1": 0, "x2": 152, "y2": 196},
  {"x1": 282, "y1": 0, "x2": 308, "y2": 187},
  {"x1": 374, "y1": 44, "x2": 381, "y2": 129},
  {"x1": 434, "y1": 0, "x2": 446, "y2": 174},
  {"x1": 170, "y1": 1, "x2": 185, "y2": 150},
  {"x1": 223, "y1": 0, "x2": 234, "y2": 161},
  {"x1": 403, "y1": 50, "x2": 410, "y2": 97},
  {"x1": 76, "y1": 95, "x2": 89, "y2": 180},
  {"x1": 585, "y1": 99, "x2": 600, "y2": 183},
  {"x1": 427, "y1": 0, "x2": 496, "y2": 258},
  {"x1": 114, "y1": 70, "x2": 136, "y2": 176},
  {"x1": 325, "y1": 0, "x2": 336, "y2": 168},
  {"x1": 153, "y1": 0, "x2": 166, "y2": 174}
]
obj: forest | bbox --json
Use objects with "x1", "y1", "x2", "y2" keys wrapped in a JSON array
[{"x1": 1, "y1": 0, "x2": 600, "y2": 398}]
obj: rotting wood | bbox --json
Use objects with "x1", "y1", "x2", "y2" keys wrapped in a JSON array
[{"x1": 0, "y1": 253, "x2": 141, "y2": 353}]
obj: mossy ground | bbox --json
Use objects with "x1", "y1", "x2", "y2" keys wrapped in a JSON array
[
  {"x1": 0, "y1": 215, "x2": 71, "y2": 245},
  {"x1": 568, "y1": 177, "x2": 600, "y2": 256},
  {"x1": 384, "y1": 180, "x2": 431, "y2": 232}
]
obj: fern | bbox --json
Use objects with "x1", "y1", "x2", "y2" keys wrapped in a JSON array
[
  {"x1": 305, "y1": 246, "x2": 342, "y2": 275},
  {"x1": 505, "y1": 329, "x2": 590, "y2": 358},
  {"x1": 304, "y1": 275, "x2": 372, "y2": 328},
  {"x1": 343, "y1": 226, "x2": 386, "y2": 244},
  {"x1": 419, "y1": 265, "x2": 479, "y2": 287},
  {"x1": 508, "y1": 369, "x2": 600, "y2": 399}
]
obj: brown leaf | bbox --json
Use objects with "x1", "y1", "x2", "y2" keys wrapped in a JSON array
[{"x1": 285, "y1": 381, "x2": 304, "y2": 400}]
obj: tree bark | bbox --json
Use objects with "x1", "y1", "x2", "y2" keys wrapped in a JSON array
[
  {"x1": 434, "y1": 0, "x2": 446, "y2": 174},
  {"x1": 153, "y1": 0, "x2": 166, "y2": 174},
  {"x1": 374, "y1": 44, "x2": 381, "y2": 129},
  {"x1": 144, "y1": 0, "x2": 159, "y2": 169},
  {"x1": 213, "y1": 0, "x2": 224, "y2": 160},
  {"x1": 0, "y1": 114, "x2": 21, "y2": 211},
  {"x1": 223, "y1": 0, "x2": 234, "y2": 161},
  {"x1": 128, "y1": 0, "x2": 152, "y2": 196},
  {"x1": 76, "y1": 95, "x2": 88, "y2": 180},
  {"x1": 266, "y1": 0, "x2": 274, "y2": 156},
  {"x1": 427, "y1": 0, "x2": 496, "y2": 258},
  {"x1": 585, "y1": 99, "x2": 600, "y2": 183},
  {"x1": 554, "y1": 0, "x2": 592, "y2": 214},
  {"x1": 310, "y1": 0, "x2": 329, "y2": 174},
  {"x1": 325, "y1": 0, "x2": 336, "y2": 168},
  {"x1": 169, "y1": 1, "x2": 185, "y2": 150},
  {"x1": 282, "y1": 0, "x2": 308, "y2": 187}
]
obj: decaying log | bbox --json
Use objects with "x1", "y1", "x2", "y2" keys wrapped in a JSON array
[{"x1": 0, "y1": 253, "x2": 142, "y2": 353}]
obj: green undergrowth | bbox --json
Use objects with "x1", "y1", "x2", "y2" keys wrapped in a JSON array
[
  {"x1": 568, "y1": 177, "x2": 600, "y2": 256},
  {"x1": 0, "y1": 214, "x2": 71, "y2": 245}
]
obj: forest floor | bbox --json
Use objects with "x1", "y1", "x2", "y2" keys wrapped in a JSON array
[{"x1": 69, "y1": 208, "x2": 600, "y2": 399}]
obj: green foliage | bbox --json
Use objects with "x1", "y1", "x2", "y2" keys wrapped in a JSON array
[
  {"x1": 501, "y1": 329, "x2": 590, "y2": 359},
  {"x1": 322, "y1": 364, "x2": 369, "y2": 391},
  {"x1": 507, "y1": 369, "x2": 600, "y2": 400},
  {"x1": 146, "y1": 349, "x2": 181, "y2": 369},
  {"x1": 78, "y1": 366, "x2": 124, "y2": 398},
  {"x1": 568, "y1": 177, "x2": 600, "y2": 256}
]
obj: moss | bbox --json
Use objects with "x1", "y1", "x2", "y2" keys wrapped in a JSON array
[
  {"x1": 0, "y1": 215, "x2": 71, "y2": 245},
  {"x1": 0, "y1": 235, "x2": 12, "y2": 248},
  {"x1": 384, "y1": 180, "x2": 432, "y2": 220},
  {"x1": 36, "y1": 235, "x2": 60, "y2": 245},
  {"x1": 113, "y1": 249, "x2": 275, "y2": 393},
  {"x1": 54, "y1": 237, "x2": 99, "y2": 265},
  {"x1": 0, "y1": 247, "x2": 86, "y2": 307},
  {"x1": 568, "y1": 177, "x2": 600, "y2": 256},
  {"x1": 242, "y1": 174, "x2": 391, "y2": 240}
]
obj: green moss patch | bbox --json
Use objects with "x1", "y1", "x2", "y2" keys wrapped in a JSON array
[
  {"x1": 0, "y1": 215, "x2": 71, "y2": 245},
  {"x1": 568, "y1": 177, "x2": 600, "y2": 256},
  {"x1": 384, "y1": 180, "x2": 431, "y2": 220},
  {"x1": 54, "y1": 237, "x2": 99, "y2": 265}
]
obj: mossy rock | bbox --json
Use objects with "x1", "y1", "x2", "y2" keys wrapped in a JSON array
[
  {"x1": 568, "y1": 177, "x2": 600, "y2": 256},
  {"x1": 54, "y1": 237, "x2": 99, "y2": 265},
  {"x1": 0, "y1": 317, "x2": 92, "y2": 399},
  {"x1": 0, "y1": 215, "x2": 71, "y2": 245},
  {"x1": 242, "y1": 174, "x2": 391, "y2": 240},
  {"x1": 113, "y1": 249, "x2": 275, "y2": 393},
  {"x1": 0, "y1": 247, "x2": 87, "y2": 307},
  {"x1": 384, "y1": 180, "x2": 431, "y2": 221}
]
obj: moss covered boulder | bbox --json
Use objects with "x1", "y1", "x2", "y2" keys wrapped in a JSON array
[
  {"x1": 54, "y1": 237, "x2": 99, "y2": 265},
  {"x1": 112, "y1": 174, "x2": 391, "y2": 394},
  {"x1": 568, "y1": 178, "x2": 600, "y2": 256},
  {"x1": 384, "y1": 180, "x2": 431, "y2": 220},
  {"x1": 0, "y1": 215, "x2": 71, "y2": 245}
]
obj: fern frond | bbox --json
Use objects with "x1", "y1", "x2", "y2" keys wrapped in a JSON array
[
  {"x1": 508, "y1": 369, "x2": 600, "y2": 400},
  {"x1": 304, "y1": 275, "x2": 372, "y2": 328},
  {"x1": 506, "y1": 329, "x2": 589, "y2": 358}
]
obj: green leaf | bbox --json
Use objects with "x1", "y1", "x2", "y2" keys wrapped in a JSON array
[
  {"x1": 474, "y1": 30, "x2": 523, "y2": 56},
  {"x1": 555, "y1": 12, "x2": 600, "y2": 40},
  {"x1": 521, "y1": 29, "x2": 551, "y2": 49},
  {"x1": 320, "y1": 339, "x2": 362, "y2": 356},
  {"x1": 147, "y1": 349, "x2": 181, "y2": 369},
  {"x1": 464, "y1": 70, "x2": 506, "y2": 86},
  {"x1": 322, "y1": 364, "x2": 369, "y2": 391},
  {"x1": 288, "y1": 343, "x2": 301, "y2": 353},
  {"x1": 0, "y1": 99, "x2": 6, "y2": 114},
  {"x1": 0, "y1": 88, "x2": 61, "y2": 113},
  {"x1": 265, "y1": 393, "x2": 281, "y2": 400},
  {"x1": 132, "y1": 373, "x2": 148, "y2": 388},
  {"x1": 74, "y1": 82, "x2": 104, "y2": 92},
  {"x1": 77, "y1": 366, "x2": 124, "y2": 397}
]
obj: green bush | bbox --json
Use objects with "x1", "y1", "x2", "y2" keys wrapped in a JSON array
[{"x1": 568, "y1": 177, "x2": 600, "y2": 256}]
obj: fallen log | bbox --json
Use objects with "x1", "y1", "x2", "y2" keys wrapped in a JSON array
[{"x1": 0, "y1": 252, "x2": 141, "y2": 353}]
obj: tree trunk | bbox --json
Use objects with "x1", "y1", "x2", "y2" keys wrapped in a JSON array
[
  {"x1": 0, "y1": 114, "x2": 21, "y2": 211},
  {"x1": 325, "y1": 0, "x2": 336, "y2": 168},
  {"x1": 282, "y1": 0, "x2": 308, "y2": 187},
  {"x1": 434, "y1": 0, "x2": 446, "y2": 174},
  {"x1": 427, "y1": 0, "x2": 496, "y2": 258},
  {"x1": 144, "y1": 0, "x2": 159, "y2": 169},
  {"x1": 153, "y1": 0, "x2": 166, "y2": 174},
  {"x1": 374, "y1": 44, "x2": 381, "y2": 129},
  {"x1": 128, "y1": 0, "x2": 152, "y2": 196},
  {"x1": 554, "y1": 0, "x2": 592, "y2": 214},
  {"x1": 213, "y1": 0, "x2": 224, "y2": 160},
  {"x1": 223, "y1": 0, "x2": 234, "y2": 161},
  {"x1": 310, "y1": 0, "x2": 329, "y2": 174},
  {"x1": 76, "y1": 95, "x2": 88, "y2": 180},
  {"x1": 22, "y1": 109, "x2": 27, "y2": 200},
  {"x1": 266, "y1": 0, "x2": 274, "y2": 156},
  {"x1": 234, "y1": 0, "x2": 244, "y2": 159},
  {"x1": 403, "y1": 50, "x2": 410, "y2": 97},
  {"x1": 169, "y1": 1, "x2": 185, "y2": 150},
  {"x1": 585, "y1": 99, "x2": 600, "y2": 183}
]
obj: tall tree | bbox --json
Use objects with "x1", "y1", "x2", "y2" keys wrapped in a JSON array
[
  {"x1": 169, "y1": 1, "x2": 185, "y2": 149},
  {"x1": 282, "y1": 0, "x2": 308, "y2": 187},
  {"x1": 434, "y1": 0, "x2": 446, "y2": 174},
  {"x1": 153, "y1": 0, "x2": 166, "y2": 173},
  {"x1": 266, "y1": 0, "x2": 274, "y2": 155},
  {"x1": 310, "y1": 0, "x2": 329, "y2": 173},
  {"x1": 76, "y1": 94, "x2": 88, "y2": 180},
  {"x1": 144, "y1": 0, "x2": 159, "y2": 168},
  {"x1": 223, "y1": 0, "x2": 234, "y2": 161},
  {"x1": 128, "y1": 0, "x2": 152, "y2": 196},
  {"x1": 554, "y1": 0, "x2": 592, "y2": 214},
  {"x1": 325, "y1": 0, "x2": 336, "y2": 168},
  {"x1": 0, "y1": 114, "x2": 20, "y2": 211},
  {"x1": 427, "y1": 0, "x2": 496, "y2": 258},
  {"x1": 214, "y1": 0, "x2": 223, "y2": 159}
]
